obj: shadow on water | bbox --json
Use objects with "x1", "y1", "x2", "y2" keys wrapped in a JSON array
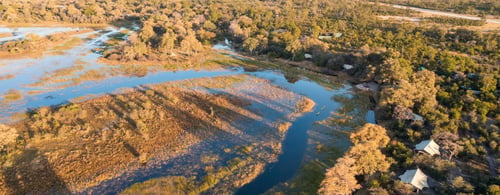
[
  {"x1": 235, "y1": 111, "x2": 323, "y2": 195},
  {"x1": 1, "y1": 50, "x2": 350, "y2": 194},
  {"x1": 234, "y1": 72, "x2": 348, "y2": 195},
  {"x1": 2, "y1": 148, "x2": 69, "y2": 195}
]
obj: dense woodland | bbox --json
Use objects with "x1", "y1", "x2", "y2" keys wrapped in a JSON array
[{"x1": 0, "y1": 0, "x2": 499, "y2": 194}]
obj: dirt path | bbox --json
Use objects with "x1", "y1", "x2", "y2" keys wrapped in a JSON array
[{"x1": 379, "y1": 3, "x2": 500, "y2": 24}]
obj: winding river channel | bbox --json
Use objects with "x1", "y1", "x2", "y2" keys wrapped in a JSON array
[{"x1": 0, "y1": 26, "x2": 357, "y2": 194}]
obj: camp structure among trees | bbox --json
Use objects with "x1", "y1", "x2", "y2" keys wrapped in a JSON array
[
  {"x1": 399, "y1": 168, "x2": 430, "y2": 190},
  {"x1": 415, "y1": 139, "x2": 441, "y2": 156}
]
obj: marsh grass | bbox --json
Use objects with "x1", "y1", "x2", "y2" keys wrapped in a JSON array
[
  {"x1": 286, "y1": 150, "x2": 343, "y2": 194},
  {"x1": 295, "y1": 97, "x2": 315, "y2": 113},
  {"x1": 276, "y1": 121, "x2": 292, "y2": 133},
  {"x1": 179, "y1": 75, "x2": 247, "y2": 89},
  {"x1": 121, "y1": 156, "x2": 252, "y2": 195},
  {"x1": 73, "y1": 70, "x2": 106, "y2": 84},
  {"x1": 0, "y1": 33, "x2": 11, "y2": 39},
  {"x1": 50, "y1": 37, "x2": 83, "y2": 54},
  {"x1": 201, "y1": 154, "x2": 220, "y2": 164},
  {"x1": 223, "y1": 54, "x2": 344, "y2": 89},
  {"x1": 0, "y1": 29, "x2": 91, "y2": 59},
  {"x1": 2, "y1": 89, "x2": 22, "y2": 101},
  {"x1": 27, "y1": 64, "x2": 85, "y2": 88},
  {"x1": 0, "y1": 74, "x2": 15, "y2": 81},
  {"x1": 3, "y1": 75, "x2": 262, "y2": 192},
  {"x1": 329, "y1": 93, "x2": 371, "y2": 128}
]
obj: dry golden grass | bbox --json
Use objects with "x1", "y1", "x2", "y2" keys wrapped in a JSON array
[
  {"x1": 2, "y1": 89, "x2": 22, "y2": 101},
  {"x1": 0, "y1": 29, "x2": 92, "y2": 59},
  {"x1": 99, "y1": 50, "x2": 229, "y2": 71},
  {"x1": 0, "y1": 33, "x2": 11, "y2": 39},
  {"x1": 0, "y1": 73, "x2": 304, "y2": 194},
  {"x1": 295, "y1": 97, "x2": 315, "y2": 113},
  {"x1": 0, "y1": 74, "x2": 15, "y2": 81},
  {"x1": 0, "y1": 76, "x2": 257, "y2": 193},
  {"x1": 276, "y1": 122, "x2": 292, "y2": 133},
  {"x1": 0, "y1": 124, "x2": 18, "y2": 152}
]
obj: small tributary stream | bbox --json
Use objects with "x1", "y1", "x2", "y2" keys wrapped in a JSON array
[{"x1": 235, "y1": 71, "x2": 349, "y2": 194}]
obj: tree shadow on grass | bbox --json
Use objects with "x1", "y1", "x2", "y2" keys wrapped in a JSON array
[
  {"x1": 2, "y1": 148, "x2": 69, "y2": 194},
  {"x1": 78, "y1": 86, "x2": 286, "y2": 194}
]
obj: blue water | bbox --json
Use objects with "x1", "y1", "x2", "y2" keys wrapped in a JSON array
[
  {"x1": 365, "y1": 110, "x2": 376, "y2": 124},
  {"x1": 77, "y1": 70, "x2": 351, "y2": 194},
  {"x1": 1, "y1": 68, "x2": 242, "y2": 120},
  {"x1": 235, "y1": 72, "x2": 350, "y2": 195},
  {"x1": 0, "y1": 28, "x2": 242, "y2": 123},
  {"x1": 0, "y1": 27, "x2": 357, "y2": 194},
  {"x1": 0, "y1": 26, "x2": 84, "y2": 42}
]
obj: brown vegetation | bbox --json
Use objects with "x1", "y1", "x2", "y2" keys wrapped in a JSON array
[
  {"x1": 121, "y1": 156, "x2": 265, "y2": 195},
  {"x1": 0, "y1": 74, "x2": 15, "y2": 81},
  {"x1": 2, "y1": 89, "x2": 22, "y2": 101},
  {"x1": 0, "y1": 29, "x2": 92, "y2": 59},
  {"x1": 0, "y1": 74, "x2": 301, "y2": 193},
  {"x1": 0, "y1": 124, "x2": 19, "y2": 155},
  {"x1": 276, "y1": 122, "x2": 292, "y2": 133},
  {"x1": 295, "y1": 97, "x2": 315, "y2": 114},
  {"x1": 319, "y1": 124, "x2": 390, "y2": 194},
  {"x1": 0, "y1": 33, "x2": 11, "y2": 39},
  {"x1": 0, "y1": 76, "x2": 254, "y2": 193}
]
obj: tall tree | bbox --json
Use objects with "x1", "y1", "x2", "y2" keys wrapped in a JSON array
[
  {"x1": 375, "y1": 57, "x2": 412, "y2": 85},
  {"x1": 319, "y1": 124, "x2": 390, "y2": 194},
  {"x1": 243, "y1": 37, "x2": 259, "y2": 55},
  {"x1": 350, "y1": 124, "x2": 390, "y2": 148},
  {"x1": 180, "y1": 31, "x2": 203, "y2": 55},
  {"x1": 285, "y1": 39, "x2": 302, "y2": 60},
  {"x1": 432, "y1": 131, "x2": 464, "y2": 161},
  {"x1": 318, "y1": 156, "x2": 361, "y2": 195}
]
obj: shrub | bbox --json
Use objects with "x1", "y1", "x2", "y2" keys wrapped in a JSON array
[{"x1": 0, "y1": 124, "x2": 19, "y2": 155}]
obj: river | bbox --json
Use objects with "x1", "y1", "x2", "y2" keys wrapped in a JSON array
[{"x1": 0, "y1": 27, "x2": 356, "y2": 194}]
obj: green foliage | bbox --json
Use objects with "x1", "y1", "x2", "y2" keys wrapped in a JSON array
[
  {"x1": 425, "y1": 16, "x2": 486, "y2": 26},
  {"x1": 319, "y1": 124, "x2": 391, "y2": 194},
  {"x1": 0, "y1": 0, "x2": 498, "y2": 194},
  {"x1": 384, "y1": 141, "x2": 413, "y2": 168}
]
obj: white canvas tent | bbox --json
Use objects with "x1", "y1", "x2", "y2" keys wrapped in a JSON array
[
  {"x1": 399, "y1": 168, "x2": 429, "y2": 190},
  {"x1": 411, "y1": 113, "x2": 424, "y2": 121},
  {"x1": 415, "y1": 140, "x2": 440, "y2": 156},
  {"x1": 343, "y1": 64, "x2": 353, "y2": 70}
]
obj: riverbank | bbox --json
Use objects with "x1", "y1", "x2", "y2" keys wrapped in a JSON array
[
  {"x1": 0, "y1": 73, "x2": 318, "y2": 193},
  {"x1": 0, "y1": 22, "x2": 109, "y2": 28},
  {"x1": 0, "y1": 24, "x2": 365, "y2": 194},
  {"x1": 0, "y1": 29, "x2": 94, "y2": 59}
]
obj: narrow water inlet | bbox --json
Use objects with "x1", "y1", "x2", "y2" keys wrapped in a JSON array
[
  {"x1": 235, "y1": 72, "x2": 348, "y2": 194},
  {"x1": 235, "y1": 110, "x2": 333, "y2": 194}
]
